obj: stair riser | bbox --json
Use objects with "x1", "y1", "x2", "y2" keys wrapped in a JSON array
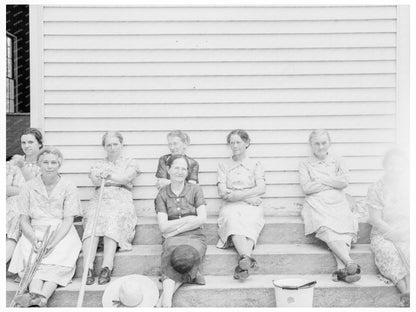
[
  {"x1": 6, "y1": 286, "x2": 400, "y2": 307},
  {"x1": 75, "y1": 223, "x2": 371, "y2": 245},
  {"x1": 75, "y1": 252, "x2": 377, "y2": 277}
]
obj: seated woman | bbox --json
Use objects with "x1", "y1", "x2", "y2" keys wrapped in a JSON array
[
  {"x1": 154, "y1": 154, "x2": 207, "y2": 308},
  {"x1": 367, "y1": 149, "x2": 410, "y2": 307},
  {"x1": 7, "y1": 128, "x2": 43, "y2": 263},
  {"x1": 8, "y1": 146, "x2": 82, "y2": 307},
  {"x1": 82, "y1": 131, "x2": 139, "y2": 285},
  {"x1": 156, "y1": 130, "x2": 199, "y2": 189},
  {"x1": 299, "y1": 129, "x2": 360, "y2": 283},
  {"x1": 216, "y1": 129, "x2": 266, "y2": 280}
]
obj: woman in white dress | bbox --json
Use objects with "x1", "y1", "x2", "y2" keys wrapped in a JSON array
[
  {"x1": 9, "y1": 146, "x2": 82, "y2": 307},
  {"x1": 299, "y1": 129, "x2": 360, "y2": 283},
  {"x1": 216, "y1": 129, "x2": 266, "y2": 280}
]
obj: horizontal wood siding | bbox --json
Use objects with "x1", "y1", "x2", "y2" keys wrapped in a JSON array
[{"x1": 41, "y1": 5, "x2": 397, "y2": 216}]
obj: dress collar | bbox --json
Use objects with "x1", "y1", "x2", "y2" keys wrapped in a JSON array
[
  {"x1": 228, "y1": 156, "x2": 252, "y2": 170},
  {"x1": 166, "y1": 182, "x2": 190, "y2": 198},
  {"x1": 32, "y1": 175, "x2": 62, "y2": 198},
  {"x1": 308, "y1": 152, "x2": 336, "y2": 164}
]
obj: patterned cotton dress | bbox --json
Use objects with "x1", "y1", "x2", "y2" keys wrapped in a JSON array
[
  {"x1": 82, "y1": 157, "x2": 139, "y2": 251},
  {"x1": 216, "y1": 157, "x2": 266, "y2": 249},
  {"x1": 8, "y1": 176, "x2": 82, "y2": 286},
  {"x1": 6, "y1": 159, "x2": 40, "y2": 241},
  {"x1": 155, "y1": 183, "x2": 207, "y2": 283},
  {"x1": 367, "y1": 178, "x2": 410, "y2": 284},
  {"x1": 299, "y1": 154, "x2": 358, "y2": 245}
]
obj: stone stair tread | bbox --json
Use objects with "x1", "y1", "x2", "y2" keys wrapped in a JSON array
[
  {"x1": 75, "y1": 215, "x2": 368, "y2": 226},
  {"x1": 80, "y1": 243, "x2": 372, "y2": 257},
  {"x1": 6, "y1": 273, "x2": 393, "y2": 292}
]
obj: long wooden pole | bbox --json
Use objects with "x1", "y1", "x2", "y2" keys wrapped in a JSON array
[{"x1": 76, "y1": 179, "x2": 106, "y2": 307}]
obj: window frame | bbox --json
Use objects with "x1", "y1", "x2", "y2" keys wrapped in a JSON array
[{"x1": 6, "y1": 31, "x2": 18, "y2": 113}]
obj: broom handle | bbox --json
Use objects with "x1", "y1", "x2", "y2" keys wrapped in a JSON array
[{"x1": 77, "y1": 178, "x2": 106, "y2": 307}]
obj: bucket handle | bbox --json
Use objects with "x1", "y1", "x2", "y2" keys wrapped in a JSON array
[{"x1": 279, "y1": 280, "x2": 317, "y2": 290}]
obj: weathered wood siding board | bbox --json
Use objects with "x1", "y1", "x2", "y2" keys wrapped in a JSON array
[{"x1": 41, "y1": 5, "x2": 397, "y2": 216}]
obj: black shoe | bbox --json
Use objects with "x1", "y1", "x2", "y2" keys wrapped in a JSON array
[
  {"x1": 86, "y1": 268, "x2": 95, "y2": 285},
  {"x1": 98, "y1": 267, "x2": 112, "y2": 285},
  {"x1": 238, "y1": 255, "x2": 258, "y2": 271},
  {"x1": 233, "y1": 265, "x2": 249, "y2": 280}
]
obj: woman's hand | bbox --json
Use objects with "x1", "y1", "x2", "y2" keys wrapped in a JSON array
[
  {"x1": 11, "y1": 155, "x2": 25, "y2": 168},
  {"x1": 32, "y1": 239, "x2": 43, "y2": 254},
  {"x1": 20, "y1": 165, "x2": 39, "y2": 181},
  {"x1": 99, "y1": 168, "x2": 111, "y2": 179},
  {"x1": 162, "y1": 230, "x2": 177, "y2": 239},
  {"x1": 224, "y1": 190, "x2": 244, "y2": 202},
  {"x1": 244, "y1": 197, "x2": 262, "y2": 206}
]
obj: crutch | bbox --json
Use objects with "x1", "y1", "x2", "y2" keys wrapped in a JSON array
[
  {"x1": 77, "y1": 178, "x2": 106, "y2": 307},
  {"x1": 10, "y1": 226, "x2": 55, "y2": 307}
]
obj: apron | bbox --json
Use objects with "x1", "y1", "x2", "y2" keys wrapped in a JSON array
[{"x1": 9, "y1": 218, "x2": 81, "y2": 274}]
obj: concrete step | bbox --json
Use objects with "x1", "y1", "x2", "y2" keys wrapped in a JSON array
[
  {"x1": 74, "y1": 244, "x2": 377, "y2": 277},
  {"x1": 74, "y1": 215, "x2": 371, "y2": 245},
  {"x1": 6, "y1": 274, "x2": 400, "y2": 307}
]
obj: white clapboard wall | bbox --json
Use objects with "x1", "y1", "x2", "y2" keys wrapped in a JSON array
[{"x1": 37, "y1": 5, "x2": 398, "y2": 216}]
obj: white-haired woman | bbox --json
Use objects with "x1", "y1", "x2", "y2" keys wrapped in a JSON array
[
  {"x1": 9, "y1": 146, "x2": 82, "y2": 307},
  {"x1": 367, "y1": 149, "x2": 410, "y2": 306},
  {"x1": 299, "y1": 129, "x2": 359, "y2": 283},
  {"x1": 82, "y1": 131, "x2": 139, "y2": 285}
]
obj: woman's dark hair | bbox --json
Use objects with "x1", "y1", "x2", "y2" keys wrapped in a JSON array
[
  {"x1": 226, "y1": 129, "x2": 250, "y2": 147},
  {"x1": 20, "y1": 128, "x2": 44, "y2": 148},
  {"x1": 167, "y1": 154, "x2": 189, "y2": 169}
]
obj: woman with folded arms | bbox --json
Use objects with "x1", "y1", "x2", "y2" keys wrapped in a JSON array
[
  {"x1": 299, "y1": 129, "x2": 360, "y2": 283},
  {"x1": 216, "y1": 129, "x2": 266, "y2": 280},
  {"x1": 82, "y1": 131, "x2": 139, "y2": 285},
  {"x1": 155, "y1": 154, "x2": 207, "y2": 308},
  {"x1": 367, "y1": 149, "x2": 410, "y2": 307}
]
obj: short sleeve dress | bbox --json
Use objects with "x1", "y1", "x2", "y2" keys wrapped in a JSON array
[
  {"x1": 367, "y1": 178, "x2": 409, "y2": 284},
  {"x1": 156, "y1": 154, "x2": 199, "y2": 183},
  {"x1": 8, "y1": 176, "x2": 82, "y2": 286},
  {"x1": 6, "y1": 159, "x2": 40, "y2": 242},
  {"x1": 82, "y1": 157, "x2": 139, "y2": 251},
  {"x1": 216, "y1": 157, "x2": 266, "y2": 249},
  {"x1": 299, "y1": 154, "x2": 358, "y2": 245},
  {"x1": 155, "y1": 183, "x2": 207, "y2": 283}
]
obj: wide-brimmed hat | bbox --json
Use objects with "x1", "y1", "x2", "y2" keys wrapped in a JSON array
[
  {"x1": 102, "y1": 274, "x2": 159, "y2": 307},
  {"x1": 165, "y1": 244, "x2": 201, "y2": 283}
]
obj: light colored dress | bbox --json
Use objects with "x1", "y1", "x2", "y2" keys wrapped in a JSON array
[
  {"x1": 299, "y1": 154, "x2": 358, "y2": 245},
  {"x1": 367, "y1": 178, "x2": 409, "y2": 284},
  {"x1": 82, "y1": 157, "x2": 139, "y2": 251},
  {"x1": 8, "y1": 176, "x2": 82, "y2": 286},
  {"x1": 216, "y1": 157, "x2": 266, "y2": 249},
  {"x1": 6, "y1": 159, "x2": 40, "y2": 241}
]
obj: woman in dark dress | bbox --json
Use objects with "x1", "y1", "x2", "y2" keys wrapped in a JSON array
[{"x1": 154, "y1": 154, "x2": 207, "y2": 308}]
